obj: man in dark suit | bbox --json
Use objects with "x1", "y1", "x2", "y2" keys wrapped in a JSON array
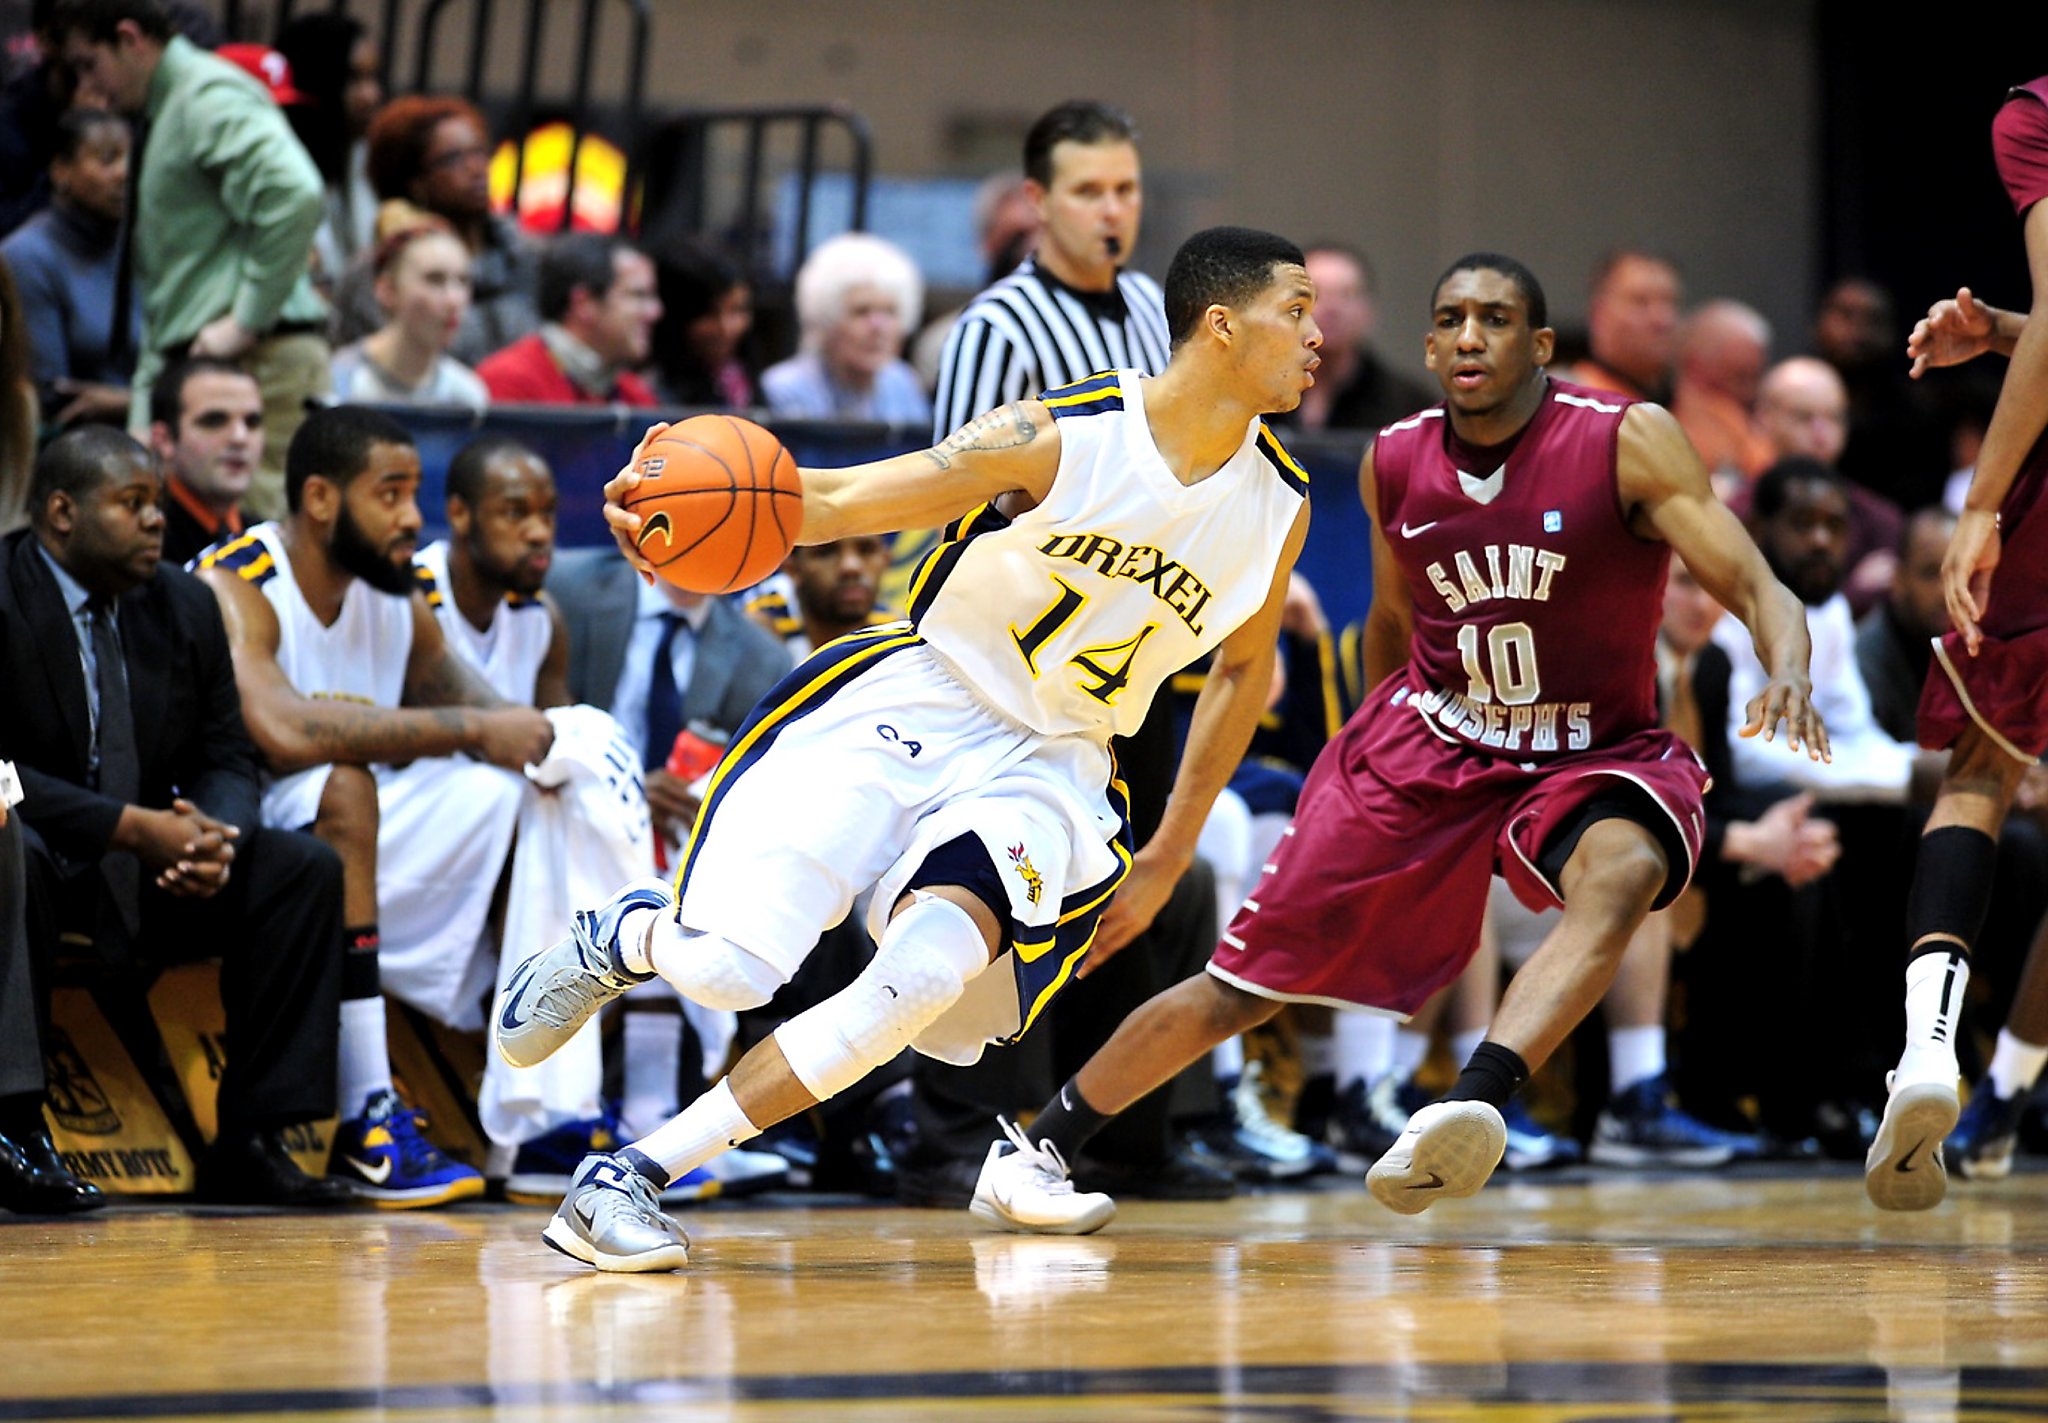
[
  {"x1": 0, "y1": 427, "x2": 348, "y2": 1207},
  {"x1": 547, "y1": 547, "x2": 789, "y2": 842}
]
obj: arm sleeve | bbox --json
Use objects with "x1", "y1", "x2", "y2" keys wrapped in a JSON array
[{"x1": 191, "y1": 78, "x2": 325, "y2": 334}]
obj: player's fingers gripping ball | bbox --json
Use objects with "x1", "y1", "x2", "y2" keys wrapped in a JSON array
[{"x1": 623, "y1": 415, "x2": 803, "y2": 593}]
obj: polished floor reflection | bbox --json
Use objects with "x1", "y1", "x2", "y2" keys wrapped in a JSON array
[{"x1": 3, "y1": 1169, "x2": 2046, "y2": 1421}]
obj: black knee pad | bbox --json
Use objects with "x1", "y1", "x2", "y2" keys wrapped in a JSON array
[{"x1": 1904, "y1": 825, "x2": 1998, "y2": 963}]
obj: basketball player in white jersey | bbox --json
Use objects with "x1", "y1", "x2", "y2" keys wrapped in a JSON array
[
  {"x1": 496, "y1": 226, "x2": 1321, "y2": 1270},
  {"x1": 413, "y1": 435, "x2": 569, "y2": 708},
  {"x1": 196, "y1": 406, "x2": 555, "y2": 1206}
]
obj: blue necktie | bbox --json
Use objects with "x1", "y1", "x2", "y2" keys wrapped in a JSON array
[{"x1": 643, "y1": 612, "x2": 688, "y2": 771}]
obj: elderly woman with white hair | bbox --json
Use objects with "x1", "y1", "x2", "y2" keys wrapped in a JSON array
[{"x1": 761, "y1": 232, "x2": 931, "y2": 425}]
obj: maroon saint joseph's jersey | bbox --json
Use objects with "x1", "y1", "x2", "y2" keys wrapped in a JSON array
[{"x1": 1371, "y1": 377, "x2": 1667, "y2": 762}]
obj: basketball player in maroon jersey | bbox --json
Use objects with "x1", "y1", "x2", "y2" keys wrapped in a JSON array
[
  {"x1": 1865, "y1": 77, "x2": 2048, "y2": 1211},
  {"x1": 969, "y1": 253, "x2": 1828, "y2": 1232}
]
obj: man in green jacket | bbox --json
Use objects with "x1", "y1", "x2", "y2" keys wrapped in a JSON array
[{"x1": 54, "y1": 0, "x2": 330, "y2": 520}]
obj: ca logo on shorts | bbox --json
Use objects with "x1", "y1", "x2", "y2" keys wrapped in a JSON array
[{"x1": 876, "y1": 724, "x2": 922, "y2": 758}]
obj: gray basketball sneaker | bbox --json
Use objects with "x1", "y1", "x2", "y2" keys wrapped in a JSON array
[
  {"x1": 1366, "y1": 1100, "x2": 1507, "y2": 1216},
  {"x1": 497, "y1": 877, "x2": 667, "y2": 1068},
  {"x1": 542, "y1": 1153, "x2": 691, "y2": 1272}
]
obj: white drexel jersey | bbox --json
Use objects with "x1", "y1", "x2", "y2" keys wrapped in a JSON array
[
  {"x1": 909, "y1": 370, "x2": 1308, "y2": 739},
  {"x1": 412, "y1": 539, "x2": 554, "y2": 704},
  {"x1": 197, "y1": 521, "x2": 413, "y2": 709}
]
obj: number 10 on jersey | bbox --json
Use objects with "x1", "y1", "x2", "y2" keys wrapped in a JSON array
[{"x1": 1457, "y1": 620, "x2": 1541, "y2": 705}]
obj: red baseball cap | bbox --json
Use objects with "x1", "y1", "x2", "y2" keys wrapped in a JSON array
[{"x1": 216, "y1": 43, "x2": 309, "y2": 106}]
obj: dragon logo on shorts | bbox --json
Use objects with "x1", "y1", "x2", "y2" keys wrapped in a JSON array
[
  {"x1": 636, "y1": 511, "x2": 675, "y2": 554},
  {"x1": 1007, "y1": 843, "x2": 1043, "y2": 907}
]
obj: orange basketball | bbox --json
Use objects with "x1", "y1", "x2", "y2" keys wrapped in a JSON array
[{"x1": 622, "y1": 415, "x2": 802, "y2": 594}]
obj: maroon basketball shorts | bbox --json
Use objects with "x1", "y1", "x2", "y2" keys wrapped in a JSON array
[
  {"x1": 1919, "y1": 479, "x2": 2048, "y2": 763},
  {"x1": 1205, "y1": 681, "x2": 1708, "y2": 1017}
]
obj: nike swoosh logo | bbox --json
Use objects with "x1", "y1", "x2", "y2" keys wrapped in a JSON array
[
  {"x1": 575, "y1": 1198, "x2": 598, "y2": 1227},
  {"x1": 1407, "y1": 1172, "x2": 1445, "y2": 1191},
  {"x1": 636, "y1": 511, "x2": 675, "y2": 553},
  {"x1": 1896, "y1": 1140, "x2": 1925, "y2": 1174},
  {"x1": 346, "y1": 1154, "x2": 393, "y2": 1185},
  {"x1": 500, "y1": 962, "x2": 537, "y2": 1031},
  {"x1": 1400, "y1": 521, "x2": 1438, "y2": 538}
]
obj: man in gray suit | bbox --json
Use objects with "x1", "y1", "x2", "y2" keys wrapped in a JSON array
[{"x1": 546, "y1": 547, "x2": 789, "y2": 845}]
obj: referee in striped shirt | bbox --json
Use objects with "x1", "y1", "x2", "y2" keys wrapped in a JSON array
[
  {"x1": 930, "y1": 102, "x2": 1172, "y2": 439},
  {"x1": 900, "y1": 101, "x2": 1230, "y2": 1207}
]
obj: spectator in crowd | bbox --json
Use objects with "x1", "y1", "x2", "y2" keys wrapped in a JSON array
[
  {"x1": 194, "y1": 405, "x2": 552, "y2": 1206},
  {"x1": 477, "y1": 233, "x2": 661, "y2": 406},
  {"x1": 274, "y1": 12, "x2": 382, "y2": 289},
  {"x1": 52, "y1": 0, "x2": 331, "y2": 522},
  {"x1": 1748, "y1": 356, "x2": 1903, "y2": 613},
  {"x1": 333, "y1": 95, "x2": 538, "y2": 365},
  {"x1": 910, "y1": 171, "x2": 1042, "y2": 388},
  {"x1": 1855, "y1": 506, "x2": 1958, "y2": 744},
  {"x1": 762, "y1": 232, "x2": 930, "y2": 425},
  {"x1": 649, "y1": 237, "x2": 755, "y2": 409},
  {"x1": 413, "y1": 435, "x2": 566, "y2": 708},
  {"x1": 330, "y1": 221, "x2": 489, "y2": 408},
  {"x1": 1671, "y1": 299, "x2": 1774, "y2": 482},
  {"x1": 1813, "y1": 276, "x2": 1949, "y2": 512},
  {"x1": 148, "y1": 356, "x2": 259, "y2": 566},
  {"x1": 1274, "y1": 242, "x2": 1432, "y2": 432},
  {"x1": 2, "y1": 108, "x2": 136, "y2": 429},
  {"x1": 1567, "y1": 248, "x2": 1682, "y2": 402},
  {"x1": 0, "y1": 2, "x2": 88, "y2": 239},
  {"x1": 0, "y1": 258, "x2": 34, "y2": 532},
  {"x1": 1, "y1": 427, "x2": 349, "y2": 1206}
]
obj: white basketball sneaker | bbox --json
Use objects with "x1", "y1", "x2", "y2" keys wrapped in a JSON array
[
  {"x1": 970, "y1": 1118, "x2": 1116, "y2": 1236},
  {"x1": 1866, "y1": 1064, "x2": 1961, "y2": 1212},
  {"x1": 497, "y1": 878, "x2": 666, "y2": 1068},
  {"x1": 1367, "y1": 1100, "x2": 1508, "y2": 1215}
]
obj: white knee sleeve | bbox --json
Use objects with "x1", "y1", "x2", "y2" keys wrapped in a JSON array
[
  {"x1": 650, "y1": 928, "x2": 788, "y2": 1012},
  {"x1": 775, "y1": 892, "x2": 989, "y2": 1102}
]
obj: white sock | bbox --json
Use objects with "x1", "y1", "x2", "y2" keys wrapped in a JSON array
[
  {"x1": 1987, "y1": 1028, "x2": 2048, "y2": 1100},
  {"x1": 337, "y1": 997, "x2": 393, "y2": 1118},
  {"x1": 1213, "y1": 1034, "x2": 1245, "y2": 1082},
  {"x1": 1333, "y1": 1012, "x2": 1394, "y2": 1090},
  {"x1": 1899, "y1": 951, "x2": 1969, "y2": 1084},
  {"x1": 1392, "y1": 1027, "x2": 1430, "y2": 1082},
  {"x1": 616, "y1": 905, "x2": 662, "y2": 975},
  {"x1": 1609, "y1": 1025, "x2": 1667, "y2": 1095},
  {"x1": 1450, "y1": 1026, "x2": 1488, "y2": 1072},
  {"x1": 627, "y1": 1078, "x2": 760, "y2": 1183},
  {"x1": 621, "y1": 1008, "x2": 684, "y2": 1139}
]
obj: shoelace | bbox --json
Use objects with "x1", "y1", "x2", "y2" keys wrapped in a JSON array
[
  {"x1": 534, "y1": 972, "x2": 608, "y2": 1029},
  {"x1": 387, "y1": 1106, "x2": 456, "y2": 1172},
  {"x1": 998, "y1": 1117, "x2": 1076, "y2": 1194}
]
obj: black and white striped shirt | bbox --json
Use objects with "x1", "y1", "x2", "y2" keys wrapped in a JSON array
[{"x1": 930, "y1": 258, "x2": 1172, "y2": 440}]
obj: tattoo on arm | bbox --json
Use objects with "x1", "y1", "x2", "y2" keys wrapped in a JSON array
[
  {"x1": 407, "y1": 647, "x2": 507, "y2": 711},
  {"x1": 293, "y1": 705, "x2": 473, "y2": 763},
  {"x1": 922, "y1": 403, "x2": 1041, "y2": 472}
]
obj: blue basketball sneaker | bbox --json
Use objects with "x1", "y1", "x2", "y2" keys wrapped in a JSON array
[
  {"x1": 1946, "y1": 1078, "x2": 2028, "y2": 1182},
  {"x1": 329, "y1": 1089, "x2": 485, "y2": 1208},
  {"x1": 1590, "y1": 1074, "x2": 1764, "y2": 1168},
  {"x1": 1501, "y1": 1098, "x2": 1583, "y2": 1171},
  {"x1": 505, "y1": 1104, "x2": 627, "y2": 1205},
  {"x1": 497, "y1": 878, "x2": 666, "y2": 1068}
]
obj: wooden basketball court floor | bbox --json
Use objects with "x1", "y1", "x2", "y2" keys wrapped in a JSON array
[{"x1": 4, "y1": 1166, "x2": 2045, "y2": 1422}]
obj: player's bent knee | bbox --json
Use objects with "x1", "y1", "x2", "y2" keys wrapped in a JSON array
[
  {"x1": 1198, "y1": 972, "x2": 1281, "y2": 1037},
  {"x1": 314, "y1": 764, "x2": 379, "y2": 849},
  {"x1": 774, "y1": 894, "x2": 987, "y2": 1101},
  {"x1": 664, "y1": 930, "x2": 787, "y2": 1011}
]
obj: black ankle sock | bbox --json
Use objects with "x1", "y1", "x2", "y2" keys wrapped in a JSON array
[
  {"x1": 1026, "y1": 1076, "x2": 1112, "y2": 1160},
  {"x1": 1442, "y1": 1041, "x2": 1530, "y2": 1110},
  {"x1": 1906, "y1": 826, "x2": 1996, "y2": 964},
  {"x1": 618, "y1": 1146, "x2": 670, "y2": 1188},
  {"x1": 0, "y1": 1092, "x2": 45, "y2": 1140},
  {"x1": 342, "y1": 924, "x2": 381, "y2": 1000}
]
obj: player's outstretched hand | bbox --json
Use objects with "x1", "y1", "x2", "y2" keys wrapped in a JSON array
[
  {"x1": 1080, "y1": 850, "x2": 1178, "y2": 976},
  {"x1": 603, "y1": 422, "x2": 671, "y2": 581},
  {"x1": 1739, "y1": 673, "x2": 1831, "y2": 762},
  {"x1": 1944, "y1": 508, "x2": 2002, "y2": 656},
  {"x1": 1907, "y1": 287, "x2": 1996, "y2": 378}
]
